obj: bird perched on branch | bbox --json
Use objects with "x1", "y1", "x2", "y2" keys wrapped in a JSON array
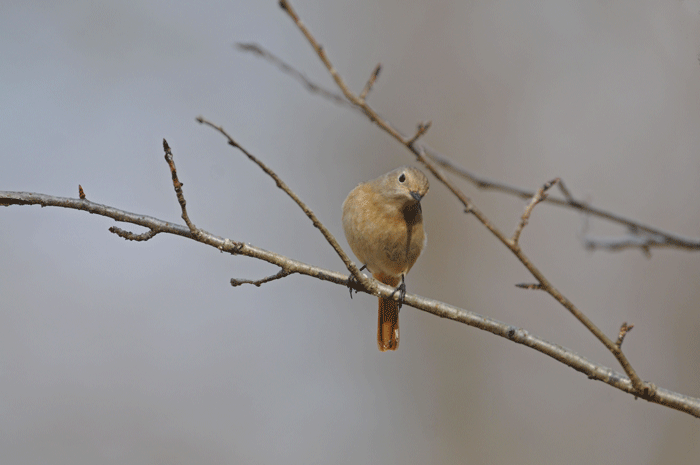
[{"x1": 342, "y1": 166, "x2": 429, "y2": 351}]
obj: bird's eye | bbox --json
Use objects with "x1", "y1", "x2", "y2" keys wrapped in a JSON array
[{"x1": 398, "y1": 173, "x2": 406, "y2": 183}]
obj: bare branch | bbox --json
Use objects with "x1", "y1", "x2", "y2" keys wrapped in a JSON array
[
  {"x1": 511, "y1": 178, "x2": 559, "y2": 246},
  {"x1": 584, "y1": 233, "x2": 670, "y2": 255},
  {"x1": 615, "y1": 322, "x2": 634, "y2": 349},
  {"x1": 406, "y1": 121, "x2": 432, "y2": 147},
  {"x1": 359, "y1": 63, "x2": 381, "y2": 101},
  {"x1": 277, "y1": 0, "x2": 650, "y2": 396},
  {"x1": 194, "y1": 116, "x2": 371, "y2": 292},
  {"x1": 515, "y1": 283, "x2": 544, "y2": 290},
  {"x1": 432, "y1": 154, "x2": 700, "y2": 251},
  {"x1": 231, "y1": 268, "x2": 291, "y2": 287},
  {"x1": 277, "y1": 0, "x2": 359, "y2": 107},
  {"x1": 109, "y1": 226, "x2": 158, "y2": 242},
  {"x1": 557, "y1": 178, "x2": 575, "y2": 203},
  {"x1": 235, "y1": 42, "x2": 354, "y2": 109},
  {"x1": 2, "y1": 188, "x2": 698, "y2": 417},
  {"x1": 162, "y1": 139, "x2": 200, "y2": 238}
]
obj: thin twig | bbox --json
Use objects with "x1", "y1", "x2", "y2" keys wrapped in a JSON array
[
  {"x1": 109, "y1": 226, "x2": 158, "y2": 242},
  {"x1": 431, "y1": 153, "x2": 700, "y2": 250},
  {"x1": 615, "y1": 322, "x2": 634, "y2": 349},
  {"x1": 231, "y1": 268, "x2": 291, "y2": 287},
  {"x1": 557, "y1": 179, "x2": 575, "y2": 203},
  {"x1": 359, "y1": 63, "x2": 381, "y2": 101},
  {"x1": 1, "y1": 189, "x2": 697, "y2": 417},
  {"x1": 584, "y1": 233, "x2": 668, "y2": 254},
  {"x1": 511, "y1": 178, "x2": 559, "y2": 246},
  {"x1": 162, "y1": 139, "x2": 200, "y2": 238},
  {"x1": 515, "y1": 283, "x2": 544, "y2": 290},
  {"x1": 235, "y1": 42, "x2": 354, "y2": 109},
  {"x1": 406, "y1": 121, "x2": 432, "y2": 147}
]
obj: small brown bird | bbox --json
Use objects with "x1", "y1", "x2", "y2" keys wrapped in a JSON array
[{"x1": 342, "y1": 166, "x2": 429, "y2": 351}]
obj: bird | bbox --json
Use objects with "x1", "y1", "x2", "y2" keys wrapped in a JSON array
[{"x1": 342, "y1": 166, "x2": 429, "y2": 351}]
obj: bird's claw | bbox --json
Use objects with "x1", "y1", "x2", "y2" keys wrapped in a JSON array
[
  {"x1": 389, "y1": 275, "x2": 407, "y2": 311},
  {"x1": 347, "y1": 265, "x2": 367, "y2": 299}
]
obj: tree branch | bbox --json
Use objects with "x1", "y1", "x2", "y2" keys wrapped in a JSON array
[
  {"x1": 275, "y1": 0, "x2": 657, "y2": 400},
  {"x1": 108, "y1": 225, "x2": 158, "y2": 241},
  {"x1": 193, "y1": 116, "x2": 372, "y2": 292},
  {"x1": 358, "y1": 63, "x2": 381, "y2": 101},
  {"x1": 2, "y1": 188, "x2": 698, "y2": 417},
  {"x1": 510, "y1": 178, "x2": 559, "y2": 246},
  {"x1": 584, "y1": 232, "x2": 671, "y2": 255},
  {"x1": 163, "y1": 138, "x2": 201, "y2": 238},
  {"x1": 231, "y1": 268, "x2": 291, "y2": 287}
]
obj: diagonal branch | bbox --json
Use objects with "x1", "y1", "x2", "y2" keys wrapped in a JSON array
[
  {"x1": 163, "y1": 138, "x2": 201, "y2": 238},
  {"x1": 359, "y1": 63, "x2": 381, "y2": 101},
  {"x1": 1, "y1": 188, "x2": 698, "y2": 417},
  {"x1": 235, "y1": 42, "x2": 355, "y2": 110},
  {"x1": 194, "y1": 116, "x2": 373, "y2": 293},
  {"x1": 511, "y1": 178, "x2": 559, "y2": 246},
  {"x1": 277, "y1": 0, "x2": 650, "y2": 396}
]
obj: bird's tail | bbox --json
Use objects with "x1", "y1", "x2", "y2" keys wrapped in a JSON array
[{"x1": 377, "y1": 275, "x2": 401, "y2": 351}]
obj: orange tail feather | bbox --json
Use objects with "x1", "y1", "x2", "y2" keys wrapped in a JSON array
[{"x1": 378, "y1": 296, "x2": 400, "y2": 351}]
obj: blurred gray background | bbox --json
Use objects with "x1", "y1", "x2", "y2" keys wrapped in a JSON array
[{"x1": 2, "y1": 1, "x2": 700, "y2": 463}]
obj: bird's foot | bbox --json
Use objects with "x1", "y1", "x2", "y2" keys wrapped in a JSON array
[
  {"x1": 347, "y1": 264, "x2": 367, "y2": 299},
  {"x1": 389, "y1": 275, "x2": 407, "y2": 311}
]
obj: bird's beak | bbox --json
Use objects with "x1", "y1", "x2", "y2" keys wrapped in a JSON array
[{"x1": 410, "y1": 191, "x2": 423, "y2": 202}]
